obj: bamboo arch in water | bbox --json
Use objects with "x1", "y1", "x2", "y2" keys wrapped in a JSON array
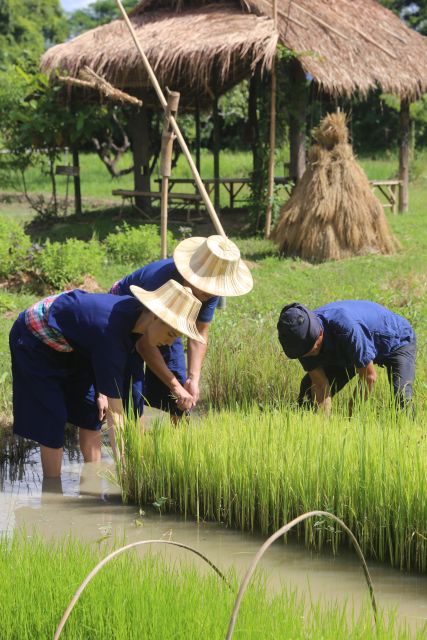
[{"x1": 53, "y1": 511, "x2": 377, "y2": 639}]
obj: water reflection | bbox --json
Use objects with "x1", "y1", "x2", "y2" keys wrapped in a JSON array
[{"x1": 0, "y1": 433, "x2": 426, "y2": 634}]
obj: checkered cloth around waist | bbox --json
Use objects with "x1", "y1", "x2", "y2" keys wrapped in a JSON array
[
  {"x1": 24, "y1": 294, "x2": 74, "y2": 352},
  {"x1": 109, "y1": 280, "x2": 123, "y2": 295}
]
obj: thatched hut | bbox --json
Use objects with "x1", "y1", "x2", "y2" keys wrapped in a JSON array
[
  {"x1": 272, "y1": 111, "x2": 398, "y2": 261},
  {"x1": 41, "y1": 0, "x2": 427, "y2": 210}
]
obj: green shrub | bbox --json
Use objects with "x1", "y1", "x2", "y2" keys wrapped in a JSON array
[
  {"x1": 0, "y1": 219, "x2": 31, "y2": 279},
  {"x1": 33, "y1": 237, "x2": 106, "y2": 289},
  {"x1": 105, "y1": 223, "x2": 175, "y2": 266}
]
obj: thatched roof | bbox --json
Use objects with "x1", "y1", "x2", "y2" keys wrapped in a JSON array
[
  {"x1": 41, "y1": 0, "x2": 427, "y2": 102},
  {"x1": 41, "y1": 3, "x2": 278, "y2": 106},
  {"x1": 246, "y1": 0, "x2": 427, "y2": 99}
]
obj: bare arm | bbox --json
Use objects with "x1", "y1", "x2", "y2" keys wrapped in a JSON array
[
  {"x1": 135, "y1": 335, "x2": 194, "y2": 411},
  {"x1": 308, "y1": 367, "x2": 332, "y2": 416},
  {"x1": 184, "y1": 321, "x2": 210, "y2": 405},
  {"x1": 106, "y1": 396, "x2": 125, "y2": 456}
]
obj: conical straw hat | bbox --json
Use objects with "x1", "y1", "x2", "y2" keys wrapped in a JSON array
[
  {"x1": 173, "y1": 235, "x2": 253, "y2": 297},
  {"x1": 130, "y1": 280, "x2": 205, "y2": 344}
]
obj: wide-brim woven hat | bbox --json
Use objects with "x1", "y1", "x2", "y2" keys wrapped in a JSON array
[
  {"x1": 173, "y1": 235, "x2": 253, "y2": 297},
  {"x1": 130, "y1": 280, "x2": 206, "y2": 344}
]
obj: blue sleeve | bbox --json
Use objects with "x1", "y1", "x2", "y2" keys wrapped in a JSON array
[
  {"x1": 338, "y1": 327, "x2": 377, "y2": 368},
  {"x1": 198, "y1": 296, "x2": 220, "y2": 323},
  {"x1": 91, "y1": 339, "x2": 129, "y2": 398}
]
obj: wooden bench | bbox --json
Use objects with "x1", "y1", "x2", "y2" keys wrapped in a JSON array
[
  {"x1": 369, "y1": 180, "x2": 402, "y2": 215},
  {"x1": 112, "y1": 188, "x2": 202, "y2": 221}
]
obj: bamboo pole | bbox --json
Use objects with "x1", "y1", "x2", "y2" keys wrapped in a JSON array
[
  {"x1": 116, "y1": 0, "x2": 226, "y2": 238},
  {"x1": 160, "y1": 91, "x2": 180, "y2": 259},
  {"x1": 264, "y1": 0, "x2": 277, "y2": 239}
]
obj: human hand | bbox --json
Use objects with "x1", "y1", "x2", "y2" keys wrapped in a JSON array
[
  {"x1": 183, "y1": 377, "x2": 200, "y2": 405},
  {"x1": 171, "y1": 381, "x2": 195, "y2": 412},
  {"x1": 97, "y1": 393, "x2": 108, "y2": 421}
]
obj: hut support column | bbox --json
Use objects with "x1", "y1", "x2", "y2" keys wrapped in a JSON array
[
  {"x1": 213, "y1": 92, "x2": 220, "y2": 214},
  {"x1": 265, "y1": 59, "x2": 277, "y2": 238},
  {"x1": 72, "y1": 147, "x2": 82, "y2": 216},
  {"x1": 195, "y1": 98, "x2": 201, "y2": 173},
  {"x1": 128, "y1": 106, "x2": 151, "y2": 211},
  {"x1": 399, "y1": 98, "x2": 410, "y2": 213},
  {"x1": 289, "y1": 59, "x2": 308, "y2": 182},
  {"x1": 160, "y1": 91, "x2": 180, "y2": 259}
]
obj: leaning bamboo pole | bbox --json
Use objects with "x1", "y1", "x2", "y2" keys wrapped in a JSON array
[{"x1": 116, "y1": 0, "x2": 226, "y2": 238}]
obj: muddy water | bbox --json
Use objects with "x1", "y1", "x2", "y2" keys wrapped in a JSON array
[{"x1": 1, "y1": 444, "x2": 426, "y2": 635}]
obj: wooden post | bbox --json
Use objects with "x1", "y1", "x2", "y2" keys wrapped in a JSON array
[
  {"x1": 264, "y1": 0, "x2": 277, "y2": 238},
  {"x1": 128, "y1": 106, "x2": 151, "y2": 212},
  {"x1": 289, "y1": 58, "x2": 308, "y2": 182},
  {"x1": 195, "y1": 97, "x2": 201, "y2": 173},
  {"x1": 399, "y1": 98, "x2": 410, "y2": 213},
  {"x1": 212, "y1": 91, "x2": 220, "y2": 213},
  {"x1": 264, "y1": 62, "x2": 277, "y2": 238},
  {"x1": 72, "y1": 147, "x2": 82, "y2": 216},
  {"x1": 160, "y1": 91, "x2": 180, "y2": 259}
]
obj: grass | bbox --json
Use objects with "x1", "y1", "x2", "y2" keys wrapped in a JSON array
[
  {"x1": 0, "y1": 534, "x2": 421, "y2": 639},
  {"x1": 117, "y1": 400, "x2": 427, "y2": 573}
]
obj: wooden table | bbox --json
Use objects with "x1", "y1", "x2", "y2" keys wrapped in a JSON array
[{"x1": 154, "y1": 177, "x2": 295, "y2": 209}]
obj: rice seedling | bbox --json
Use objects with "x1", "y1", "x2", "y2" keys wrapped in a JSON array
[
  {"x1": 117, "y1": 396, "x2": 427, "y2": 573},
  {"x1": 0, "y1": 534, "x2": 422, "y2": 639}
]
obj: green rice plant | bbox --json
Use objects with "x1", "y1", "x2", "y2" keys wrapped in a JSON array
[
  {"x1": 118, "y1": 397, "x2": 427, "y2": 573},
  {"x1": 0, "y1": 534, "x2": 421, "y2": 639}
]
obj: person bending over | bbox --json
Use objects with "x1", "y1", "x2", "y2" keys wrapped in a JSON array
[
  {"x1": 277, "y1": 300, "x2": 416, "y2": 415},
  {"x1": 109, "y1": 235, "x2": 253, "y2": 418},
  {"x1": 9, "y1": 280, "x2": 204, "y2": 477}
]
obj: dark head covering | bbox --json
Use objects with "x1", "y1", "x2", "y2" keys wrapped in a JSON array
[{"x1": 277, "y1": 303, "x2": 322, "y2": 359}]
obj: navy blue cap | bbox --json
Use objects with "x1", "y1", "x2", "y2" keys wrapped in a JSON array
[{"x1": 277, "y1": 303, "x2": 321, "y2": 359}]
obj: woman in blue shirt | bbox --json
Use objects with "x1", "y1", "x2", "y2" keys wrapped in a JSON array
[
  {"x1": 9, "y1": 280, "x2": 204, "y2": 478},
  {"x1": 110, "y1": 235, "x2": 253, "y2": 418},
  {"x1": 277, "y1": 300, "x2": 416, "y2": 414}
]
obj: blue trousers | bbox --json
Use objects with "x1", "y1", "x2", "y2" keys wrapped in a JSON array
[
  {"x1": 125, "y1": 339, "x2": 187, "y2": 417},
  {"x1": 298, "y1": 340, "x2": 416, "y2": 410}
]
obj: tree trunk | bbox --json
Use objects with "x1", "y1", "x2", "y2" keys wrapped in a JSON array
[
  {"x1": 288, "y1": 59, "x2": 308, "y2": 182},
  {"x1": 399, "y1": 98, "x2": 410, "y2": 213},
  {"x1": 128, "y1": 106, "x2": 151, "y2": 211}
]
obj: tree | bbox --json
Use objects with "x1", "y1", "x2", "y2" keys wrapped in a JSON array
[
  {"x1": 67, "y1": 0, "x2": 136, "y2": 37},
  {"x1": 0, "y1": 0, "x2": 67, "y2": 69},
  {"x1": 380, "y1": 1, "x2": 427, "y2": 35}
]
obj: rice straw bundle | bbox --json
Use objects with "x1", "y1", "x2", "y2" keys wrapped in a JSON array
[{"x1": 272, "y1": 112, "x2": 398, "y2": 262}]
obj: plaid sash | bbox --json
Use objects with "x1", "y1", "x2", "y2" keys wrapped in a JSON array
[{"x1": 24, "y1": 294, "x2": 73, "y2": 352}]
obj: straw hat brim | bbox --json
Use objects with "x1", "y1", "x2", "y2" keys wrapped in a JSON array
[
  {"x1": 173, "y1": 237, "x2": 253, "y2": 297},
  {"x1": 130, "y1": 285, "x2": 206, "y2": 344}
]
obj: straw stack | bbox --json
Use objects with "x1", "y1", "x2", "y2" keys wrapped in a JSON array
[{"x1": 272, "y1": 112, "x2": 398, "y2": 262}]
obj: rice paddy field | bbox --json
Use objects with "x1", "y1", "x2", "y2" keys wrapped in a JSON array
[{"x1": 0, "y1": 150, "x2": 427, "y2": 637}]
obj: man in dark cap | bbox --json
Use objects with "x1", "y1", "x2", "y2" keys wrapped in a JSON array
[{"x1": 277, "y1": 300, "x2": 416, "y2": 415}]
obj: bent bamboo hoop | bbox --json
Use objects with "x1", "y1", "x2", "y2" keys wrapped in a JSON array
[
  {"x1": 225, "y1": 510, "x2": 378, "y2": 639},
  {"x1": 53, "y1": 539, "x2": 230, "y2": 640},
  {"x1": 116, "y1": 0, "x2": 226, "y2": 238}
]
